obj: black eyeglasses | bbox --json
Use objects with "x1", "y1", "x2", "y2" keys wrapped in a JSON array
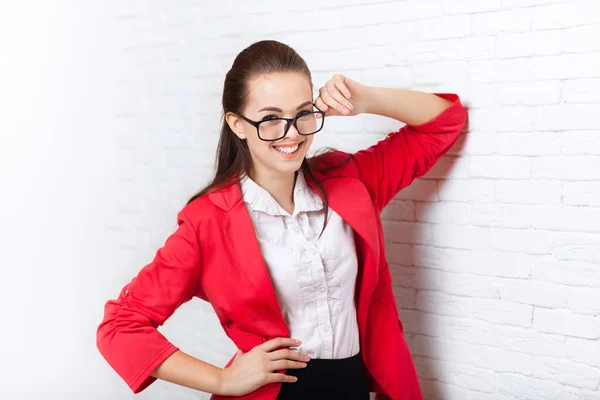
[{"x1": 237, "y1": 103, "x2": 326, "y2": 141}]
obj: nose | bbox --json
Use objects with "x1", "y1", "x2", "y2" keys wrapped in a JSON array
[{"x1": 285, "y1": 121, "x2": 302, "y2": 140}]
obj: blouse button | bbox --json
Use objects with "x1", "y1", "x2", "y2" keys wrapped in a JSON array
[{"x1": 294, "y1": 226, "x2": 301, "y2": 234}]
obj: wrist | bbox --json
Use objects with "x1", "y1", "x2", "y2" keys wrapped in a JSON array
[
  {"x1": 358, "y1": 85, "x2": 380, "y2": 116},
  {"x1": 215, "y1": 368, "x2": 229, "y2": 396}
]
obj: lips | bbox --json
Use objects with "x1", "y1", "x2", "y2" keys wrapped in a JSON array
[{"x1": 273, "y1": 141, "x2": 303, "y2": 154}]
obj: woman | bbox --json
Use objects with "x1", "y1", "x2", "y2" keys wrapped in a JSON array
[{"x1": 97, "y1": 40, "x2": 467, "y2": 400}]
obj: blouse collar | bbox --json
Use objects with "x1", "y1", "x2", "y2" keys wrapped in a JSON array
[{"x1": 239, "y1": 169, "x2": 324, "y2": 217}]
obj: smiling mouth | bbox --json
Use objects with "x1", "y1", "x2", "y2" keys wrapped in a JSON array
[{"x1": 273, "y1": 141, "x2": 303, "y2": 154}]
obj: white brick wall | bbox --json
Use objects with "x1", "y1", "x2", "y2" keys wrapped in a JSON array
[{"x1": 18, "y1": 0, "x2": 594, "y2": 399}]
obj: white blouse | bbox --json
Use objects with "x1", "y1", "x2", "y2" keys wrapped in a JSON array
[{"x1": 239, "y1": 169, "x2": 360, "y2": 359}]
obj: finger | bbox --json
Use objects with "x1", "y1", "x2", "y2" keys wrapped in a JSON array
[
  {"x1": 319, "y1": 88, "x2": 345, "y2": 116},
  {"x1": 270, "y1": 359, "x2": 308, "y2": 371},
  {"x1": 314, "y1": 96, "x2": 329, "y2": 115},
  {"x1": 334, "y1": 76, "x2": 352, "y2": 99},
  {"x1": 268, "y1": 349, "x2": 311, "y2": 362},
  {"x1": 260, "y1": 337, "x2": 301, "y2": 352},
  {"x1": 326, "y1": 84, "x2": 353, "y2": 113},
  {"x1": 267, "y1": 373, "x2": 298, "y2": 383}
]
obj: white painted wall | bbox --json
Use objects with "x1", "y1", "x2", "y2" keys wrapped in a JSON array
[{"x1": 2, "y1": 0, "x2": 599, "y2": 399}]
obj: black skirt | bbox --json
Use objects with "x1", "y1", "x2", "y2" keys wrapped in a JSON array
[{"x1": 276, "y1": 350, "x2": 370, "y2": 400}]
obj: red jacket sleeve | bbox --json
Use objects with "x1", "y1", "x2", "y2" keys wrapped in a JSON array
[
  {"x1": 350, "y1": 93, "x2": 467, "y2": 211},
  {"x1": 96, "y1": 209, "x2": 203, "y2": 393}
]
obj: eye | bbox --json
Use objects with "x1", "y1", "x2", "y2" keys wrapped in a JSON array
[
  {"x1": 297, "y1": 110, "x2": 312, "y2": 117},
  {"x1": 261, "y1": 114, "x2": 279, "y2": 121}
]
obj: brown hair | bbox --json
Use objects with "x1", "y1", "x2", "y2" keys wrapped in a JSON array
[{"x1": 186, "y1": 40, "x2": 349, "y2": 236}]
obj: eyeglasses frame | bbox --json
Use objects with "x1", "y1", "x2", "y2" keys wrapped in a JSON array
[{"x1": 236, "y1": 103, "x2": 326, "y2": 142}]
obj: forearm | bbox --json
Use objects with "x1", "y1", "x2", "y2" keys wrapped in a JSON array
[
  {"x1": 151, "y1": 350, "x2": 225, "y2": 395},
  {"x1": 360, "y1": 86, "x2": 453, "y2": 125}
]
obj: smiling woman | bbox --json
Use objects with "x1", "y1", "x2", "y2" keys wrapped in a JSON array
[{"x1": 96, "y1": 39, "x2": 466, "y2": 400}]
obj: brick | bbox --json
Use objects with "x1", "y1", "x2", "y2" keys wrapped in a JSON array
[
  {"x1": 391, "y1": 179, "x2": 439, "y2": 202},
  {"x1": 533, "y1": 0, "x2": 599, "y2": 30},
  {"x1": 412, "y1": 246, "x2": 531, "y2": 278},
  {"x1": 382, "y1": 221, "x2": 433, "y2": 245},
  {"x1": 469, "y1": 107, "x2": 534, "y2": 132},
  {"x1": 471, "y1": 203, "x2": 532, "y2": 228},
  {"x1": 497, "y1": 373, "x2": 562, "y2": 399},
  {"x1": 413, "y1": 335, "x2": 532, "y2": 375},
  {"x1": 423, "y1": 155, "x2": 470, "y2": 179},
  {"x1": 438, "y1": 179, "x2": 495, "y2": 203},
  {"x1": 470, "y1": 58, "x2": 530, "y2": 83},
  {"x1": 495, "y1": 132, "x2": 562, "y2": 156},
  {"x1": 431, "y1": 224, "x2": 490, "y2": 250},
  {"x1": 532, "y1": 53, "x2": 600, "y2": 80},
  {"x1": 411, "y1": 61, "x2": 469, "y2": 85},
  {"x1": 393, "y1": 287, "x2": 418, "y2": 310},
  {"x1": 567, "y1": 337, "x2": 600, "y2": 368},
  {"x1": 533, "y1": 308, "x2": 600, "y2": 339},
  {"x1": 492, "y1": 81, "x2": 561, "y2": 105},
  {"x1": 472, "y1": 9, "x2": 532, "y2": 35},
  {"x1": 552, "y1": 231, "x2": 600, "y2": 263},
  {"x1": 563, "y1": 182, "x2": 600, "y2": 206},
  {"x1": 503, "y1": 0, "x2": 568, "y2": 6},
  {"x1": 447, "y1": 132, "x2": 496, "y2": 156},
  {"x1": 568, "y1": 287, "x2": 600, "y2": 316},
  {"x1": 531, "y1": 356, "x2": 600, "y2": 390},
  {"x1": 442, "y1": 0, "x2": 502, "y2": 14},
  {"x1": 531, "y1": 205, "x2": 600, "y2": 233},
  {"x1": 536, "y1": 104, "x2": 600, "y2": 131},
  {"x1": 557, "y1": 131, "x2": 600, "y2": 155},
  {"x1": 417, "y1": 15, "x2": 471, "y2": 40},
  {"x1": 499, "y1": 279, "x2": 569, "y2": 307},
  {"x1": 418, "y1": 313, "x2": 567, "y2": 356},
  {"x1": 418, "y1": 291, "x2": 533, "y2": 327},
  {"x1": 530, "y1": 256, "x2": 600, "y2": 287},
  {"x1": 490, "y1": 227, "x2": 552, "y2": 254},
  {"x1": 385, "y1": 242, "x2": 414, "y2": 266},
  {"x1": 496, "y1": 31, "x2": 561, "y2": 58},
  {"x1": 563, "y1": 78, "x2": 600, "y2": 103},
  {"x1": 381, "y1": 200, "x2": 416, "y2": 222},
  {"x1": 563, "y1": 25, "x2": 600, "y2": 53},
  {"x1": 495, "y1": 180, "x2": 562, "y2": 204},
  {"x1": 416, "y1": 201, "x2": 471, "y2": 224},
  {"x1": 532, "y1": 156, "x2": 600, "y2": 180},
  {"x1": 468, "y1": 155, "x2": 531, "y2": 179}
]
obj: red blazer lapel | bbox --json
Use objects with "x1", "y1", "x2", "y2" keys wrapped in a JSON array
[
  {"x1": 304, "y1": 174, "x2": 381, "y2": 333},
  {"x1": 209, "y1": 182, "x2": 290, "y2": 338}
]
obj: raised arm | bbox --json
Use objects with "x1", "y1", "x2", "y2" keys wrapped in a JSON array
[
  {"x1": 314, "y1": 76, "x2": 467, "y2": 212},
  {"x1": 351, "y1": 88, "x2": 467, "y2": 211}
]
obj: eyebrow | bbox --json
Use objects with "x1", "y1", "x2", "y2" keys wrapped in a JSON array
[{"x1": 258, "y1": 101, "x2": 313, "y2": 113}]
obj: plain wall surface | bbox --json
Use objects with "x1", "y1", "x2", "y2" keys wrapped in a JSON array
[{"x1": 2, "y1": 0, "x2": 599, "y2": 399}]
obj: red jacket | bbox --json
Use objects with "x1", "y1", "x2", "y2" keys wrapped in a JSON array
[{"x1": 97, "y1": 93, "x2": 467, "y2": 399}]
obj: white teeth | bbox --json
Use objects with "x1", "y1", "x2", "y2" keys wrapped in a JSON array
[{"x1": 274, "y1": 143, "x2": 300, "y2": 154}]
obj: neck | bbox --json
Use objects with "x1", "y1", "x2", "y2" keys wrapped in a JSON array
[{"x1": 250, "y1": 168, "x2": 298, "y2": 215}]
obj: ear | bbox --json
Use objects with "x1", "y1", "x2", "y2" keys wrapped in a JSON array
[{"x1": 225, "y1": 112, "x2": 247, "y2": 140}]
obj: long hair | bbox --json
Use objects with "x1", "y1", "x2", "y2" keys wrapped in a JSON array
[{"x1": 186, "y1": 40, "x2": 350, "y2": 236}]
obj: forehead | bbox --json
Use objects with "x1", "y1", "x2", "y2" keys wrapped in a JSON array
[{"x1": 246, "y1": 72, "x2": 312, "y2": 112}]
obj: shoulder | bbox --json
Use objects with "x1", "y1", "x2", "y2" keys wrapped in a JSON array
[{"x1": 177, "y1": 184, "x2": 234, "y2": 228}]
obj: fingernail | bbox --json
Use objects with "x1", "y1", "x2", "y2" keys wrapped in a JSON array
[
  {"x1": 346, "y1": 103, "x2": 353, "y2": 109},
  {"x1": 342, "y1": 107, "x2": 349, "y2": 114},
  {"x1": 296, "y1": 339, "x2": 302, "y2": 344}
]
